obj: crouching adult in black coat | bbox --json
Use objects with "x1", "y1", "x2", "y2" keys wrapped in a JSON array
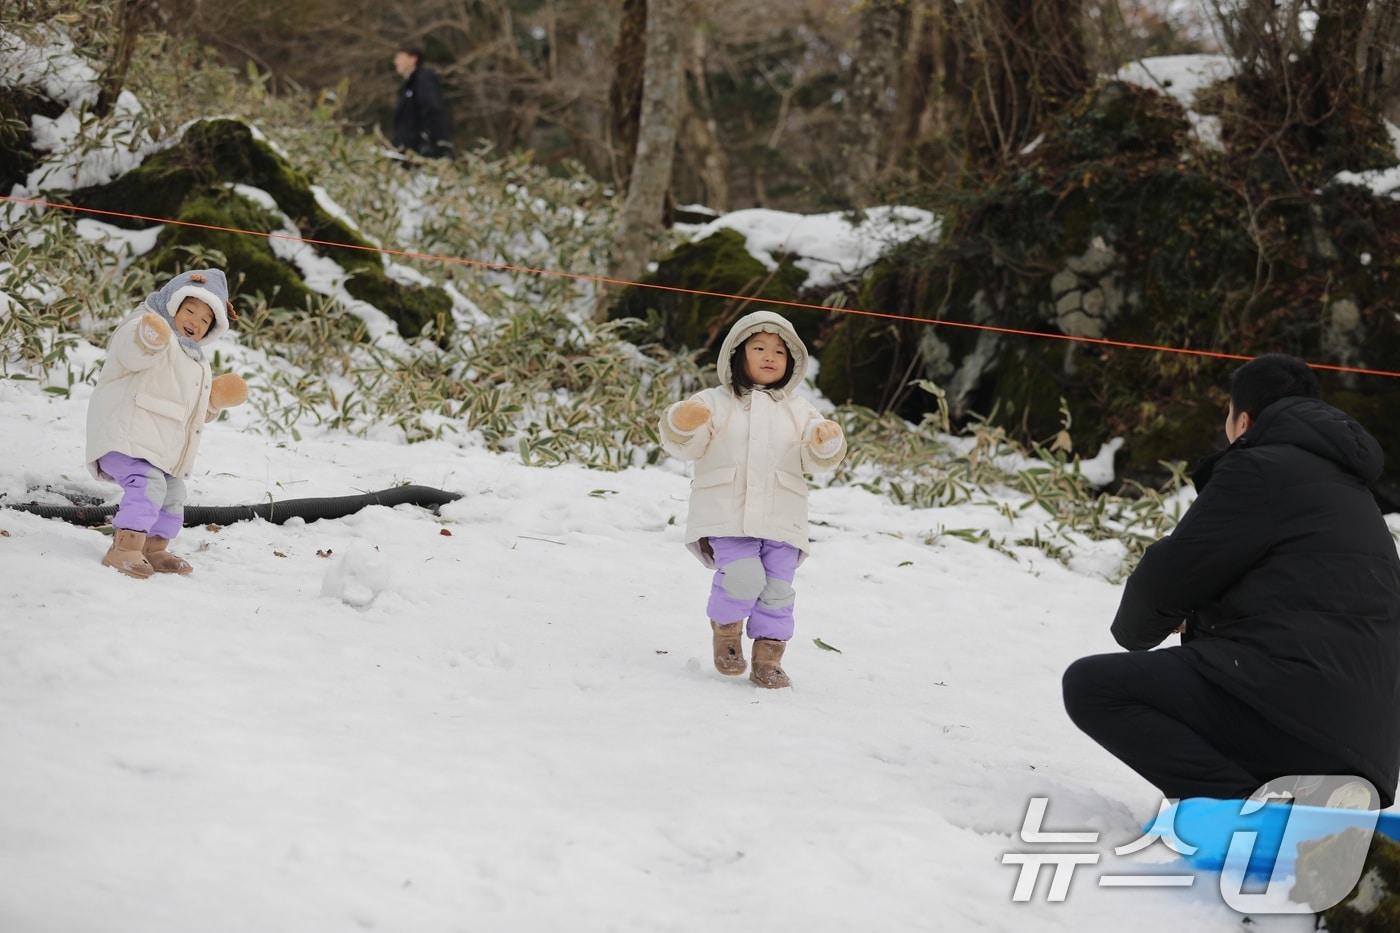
[{"x1": 1063, "y1": 354, "x2": 1400, "y2": 807}]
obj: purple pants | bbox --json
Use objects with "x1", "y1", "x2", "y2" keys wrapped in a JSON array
[
  {"x1": 98, "y1": 452, "x2": 186, "y2": 540},
  {"x1": 706, "y1": 536, "x2": 801, "y2": 641}
]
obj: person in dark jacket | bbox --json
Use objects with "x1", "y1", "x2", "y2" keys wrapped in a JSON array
[
  {"x1": 392, "y1": 46, "x2": 452, "y2": 159},
  {"x1": 1062, "y1": 354, "x2": 1400, "y2": 808}
]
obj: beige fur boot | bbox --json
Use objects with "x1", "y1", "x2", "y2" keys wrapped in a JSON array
[
  {"x1": 750, "y1": 638, "x2": 791, "y2": 688},
  {"x1": 102, "y1": 529, "x2": 155, "y2": 579},
  {"x1": 143, "y1": 537, "x2": 193, "y2": 575},
  {"x1": 711, "y1": 620, "x2": 746, "y2": 675}
]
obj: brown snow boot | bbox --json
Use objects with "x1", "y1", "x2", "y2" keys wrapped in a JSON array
[
  {"x1": 102, "y1": 530, "x2": 155, "y2": 579},
  {"x1": 143, "y1": 537, "x2": 193, "y2": 575},
  {"x1": 750, "y1": 638, "x2": 791, "y2": 689},
  {"x1": 711, "y1": 620, "x2": 746, "y2": 676}
]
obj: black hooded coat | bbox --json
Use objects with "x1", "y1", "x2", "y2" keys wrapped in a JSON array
[{"x1": 1112, "y1": 397, "x2": 1400, "y2": 805}]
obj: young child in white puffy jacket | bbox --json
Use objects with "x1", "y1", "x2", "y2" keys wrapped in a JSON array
[
  {"x1": 86, "y1": 269, "x2": 249, "y2": 579},
  {"x1": 659, "y1": 309, "x2": 847, "y2": 688}
]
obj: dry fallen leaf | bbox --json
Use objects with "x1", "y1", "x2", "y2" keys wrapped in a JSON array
[
  {"x1": 205, "y1": 523, "x2": 222, "y2": 533},
  {"x1": 439, "y1": 528, "x2": 453, "y2": 537},
  {"x1": 273, "y1": 550, "x2": 287, "y2": 558},
  {"x1": 316, "y1": 548, "x2": 334, "y2": 558}
]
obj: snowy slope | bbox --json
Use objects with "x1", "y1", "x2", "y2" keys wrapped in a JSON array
[{"x1": 0, "y1": 379, "x2": 1326, "y2": 933}]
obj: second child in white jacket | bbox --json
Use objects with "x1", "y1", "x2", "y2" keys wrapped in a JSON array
[{"x1": 659, "y1": 310, "x2": 847, "y2": 688}]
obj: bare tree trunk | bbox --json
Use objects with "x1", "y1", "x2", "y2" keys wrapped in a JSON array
[
  {"x1": 96, "y1": 0, "x2": 153, "y2": 117},
  {"x1": 839, "y1": 0, "x2": 908, "y2": 206},
  {"x1": 604, "y1": 0, "x2": 682, "y2": 318},
  {"x1": 679, "y1": 26, "x2": 729, "y2": 211},
  {"x1": 886, "y1": 0, "x2": 938, "y2": 174},
  {"x1": 608, "y1": 0, "x2": 647, "y2": 192},
  {"x1": 1349, "y1": 0, "x2": 1400, "y2": 112}
]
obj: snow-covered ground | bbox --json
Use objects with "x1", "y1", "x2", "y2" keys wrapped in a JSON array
[
  {"x1": 0, "y1": 377, "x2": 1331, "y2": 933},
  {"x1": 2, "y1": 24, "x2": 1395, "y2": 933}
]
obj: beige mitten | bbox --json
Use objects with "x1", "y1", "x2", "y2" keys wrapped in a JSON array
[
  {"x1": 812, "y1": 420, "x2": 843, "y2": 446},
  {"x1": 209, "y1": 373, "x2": 249, "y2": 410},
  {"x1": 137, "y1": 312, "x2": 171, "y2": 351},
  {"x1": 671, "y1": 399, "x2": 711, "y2": 433}
]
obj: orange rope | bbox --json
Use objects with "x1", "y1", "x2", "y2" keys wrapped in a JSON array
[{"x1": 4, "y1": 192, "x2": 1397, "y2": 379}]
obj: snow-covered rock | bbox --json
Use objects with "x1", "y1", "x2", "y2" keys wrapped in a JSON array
[
  {"x1": 1117, "y1": 54, "x2": 1235, "y2": 151},
  {"x1": 676, "y1": 206, "x2": 941, "y2": 291}
]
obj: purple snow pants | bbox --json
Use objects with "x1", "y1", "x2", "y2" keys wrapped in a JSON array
[
  {"x1": 705, "y1": 536, "x2": 801, "y2": 642},
  {"x1": 98, "y1": 452, "x2": 186, "y2": 540}
]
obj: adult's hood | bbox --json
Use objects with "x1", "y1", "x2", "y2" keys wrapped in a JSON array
[
  {"x1": 716, "y1": 310, "x2": 808, "y2": 396},
  {"x1": 1244, "y1": 396, "x2": 1384, "y2": 483}
]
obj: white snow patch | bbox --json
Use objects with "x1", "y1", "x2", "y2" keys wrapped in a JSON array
[
  {"x1": 443, "y1": 282, "x2": 489, "y2": 327},
  {"x1": 319, "y1": 540, "x2": 397, "y2": 608},
  {"x1": 385, "y1": 261, "x2": 436, "y2": 288},
  {"x1": 73, "y1": 218, "x2": 163, "y2": 262},
  {"x1": 0, "y1": 27, "x2": 99, "y2": 107},
  {"x1": 389, "y1": 171, "x2": 450, "y2": 247},
  {"x1": 1116, "y1": 55, "x2": 1234, "y2": 111},
  {"x1": 1076, "y1": 437, "x2": 1124, "y2": 488},
  {"x1": 3, "y1": 29, "x2": 157, "y2": 194},
  {"x1": 678, "y1": 206, "x2": 941, "y2": 291},
  {"x1": 1330, "y1": 122, "x2": 1400, "y2": 199},
  {"x1": 1117, "y1": 54, "x2": 1234, "y2": 150},
  {"x1": 1187, "y1": 113, "x2": 1223, "y2": 151},
  {"x1": 23, "y1": 105, "x2": 155, "y2": 191},
  {"x1": 311, "y1": 184, "x2": 379, "y2": 246},
  {"x1": 245, "y1": 121, "x2": 293, "y2": 160}
]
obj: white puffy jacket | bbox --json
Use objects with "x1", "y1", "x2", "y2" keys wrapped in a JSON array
[
  {"x1": 86, "y1": 309, "x2": 215, "y2": 480},
  {"x1": 660, "y1": 310, "x2": 846, "y2": 566}
]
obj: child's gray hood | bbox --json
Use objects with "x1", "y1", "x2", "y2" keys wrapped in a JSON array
[
  {"x1": 143, "y1": 268, "x2": 231, "y2": 356},
  {"x1": 716, "y1": 310, "x2": 808, "y2": 398}
]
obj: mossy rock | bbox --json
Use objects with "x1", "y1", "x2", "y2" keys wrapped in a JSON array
[
  {"x1": 815, "y1": 313, "x2": 893, "y2": 410},
  {"x1": 342, "y1": 267, "x2": 452, "y2": 340},
  {"x1": 826, "y1": 72, "x2": 1400, "y2": 495},
  {"x1": 146, "y1": 190, "x2": 317, "y2": 309},
  {"x1": 610, "y1": 227, "x2": 811, "y2": 360},
  {"x1": 1041, "y1": 80, "x2": 1190, "y2": 164},
  {"x1": 0, "y1": 86, "x2": 63, "y2": 193},
  {"x1": 69, "y1": 119, "x2": 451, "y2": 339},
  {"x1": 1310, "y1": 831, "x2": 1400, "y2": 931},
  {"x1": 816, "y1": 238, "x2": 969, "y2": 412}
]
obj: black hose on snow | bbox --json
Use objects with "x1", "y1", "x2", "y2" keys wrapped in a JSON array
[{"x1": 2, "y1": 485, "x2": 463, "y2": 528}]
